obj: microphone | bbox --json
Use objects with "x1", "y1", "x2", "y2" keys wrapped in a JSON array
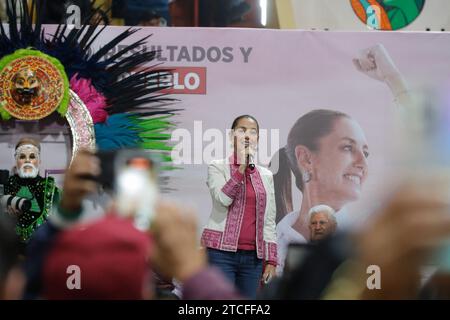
[{"x1": 248, "y1": 154, "x2": 255, "y2": 170}]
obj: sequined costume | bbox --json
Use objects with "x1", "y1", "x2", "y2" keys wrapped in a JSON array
[{"x1": 4, "y1": 175, "x2": 59, "y2": 242}]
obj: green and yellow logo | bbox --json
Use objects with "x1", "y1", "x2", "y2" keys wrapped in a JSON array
[{"x1": 350, "y1": 0, "x2": 425, "y2": 30}]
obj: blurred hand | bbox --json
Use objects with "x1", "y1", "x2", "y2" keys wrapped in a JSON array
[
  {"x1": 6, "y1": 206, "x2": 22, "y2": 217},
  {"x1": 150, "y1": 201, "x2": 207, "y2": 282},
  {"x1": 60, "y1": 149, "x2": 100, "y2": 212},
  {"x1": 355, "y1": 176, "x2": 450, "y2": 299}
]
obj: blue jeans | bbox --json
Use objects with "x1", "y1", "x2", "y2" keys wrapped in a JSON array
[{"x1": 207, "y1": 248, "x2": 263, "y2": 299}]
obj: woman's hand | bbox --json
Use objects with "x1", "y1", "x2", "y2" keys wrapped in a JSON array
[
  {"x1": 262, "y1": 264, "x2": 276, "y2": 284},
  {"x1": 237, "y1": 138, "x2": 257, "y2": 174},
  {"x1": 238, "y1": 143, "x2": 251, "y2": 174},
  {"x1": 353, "y1": 44, "x2": 409, "y2": 98},
  {"x1": 353, "y1": 44, "x2": 399, "y2": 82}
]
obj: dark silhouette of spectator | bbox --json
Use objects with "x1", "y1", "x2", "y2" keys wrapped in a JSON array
[{"x1": 0, "y1": 214, "x2": 25, "y2": 300}]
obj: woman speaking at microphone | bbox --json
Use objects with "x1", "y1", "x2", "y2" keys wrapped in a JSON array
[{"x1": 201, "y1": 115, "x2": 277, "y2": 299}]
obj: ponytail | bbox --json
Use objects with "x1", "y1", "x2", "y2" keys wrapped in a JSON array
[
  {"x1": 270, "y1": 147, "x2": 293, "y2": 223},
  {"x1": 272, "y1": 109, "x2": 350, "y2": 223}
]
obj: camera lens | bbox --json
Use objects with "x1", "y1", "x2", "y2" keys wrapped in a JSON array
[{"x1": 20, "y1": 199, "x2": 32, "y2": 212}]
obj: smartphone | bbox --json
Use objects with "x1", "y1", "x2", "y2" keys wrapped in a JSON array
[
  {"x1": 91, "y1": 149, "x2": 158, "y2": 191},
  {"x1": 113, "y1": 149, "x2": 159, "y2": 231}
]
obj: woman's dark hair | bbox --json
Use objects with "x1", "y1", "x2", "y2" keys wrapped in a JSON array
[
  {"x1": 231, "y1": 115, "x2": 259, "y2": 133},
  {"x1": 270, "y1": 109, "x2": 350, "y2": 223}
]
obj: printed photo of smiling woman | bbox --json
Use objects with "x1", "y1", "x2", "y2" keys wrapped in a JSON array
[{"x1": 271, "y1": 109, "x2": 369, "y2": 275}]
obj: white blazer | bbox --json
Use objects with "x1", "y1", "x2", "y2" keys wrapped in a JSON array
[{"x1": 201, "y1": 158, "x2": 278, "y2": 264}]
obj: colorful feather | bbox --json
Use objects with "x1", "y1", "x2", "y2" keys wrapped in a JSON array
[
  {"x1": 0, "y1": 0, "x2": 182, "y2": 171},
  {"x1": 70, "y1": 74, "x2": 108, "y2": 124}
]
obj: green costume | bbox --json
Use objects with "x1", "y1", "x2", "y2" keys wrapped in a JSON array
[{"x1": 4, "y1": 175, "x2": 59, "y2": 242}]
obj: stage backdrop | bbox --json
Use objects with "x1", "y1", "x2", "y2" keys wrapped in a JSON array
[{"x1": 2, "y1": 27, "x2": 450, "y2": 232}]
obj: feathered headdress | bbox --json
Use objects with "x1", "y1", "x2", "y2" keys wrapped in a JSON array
[{"x1": 0, "y1": 0, "x2": 178, "y2": 166}]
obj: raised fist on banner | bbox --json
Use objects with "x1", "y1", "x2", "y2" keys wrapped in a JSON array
[
  {"x1": 352, "y1": 43, "x2": 401, "y2": 83},
  {"x1": 353, "y1": 43, "x2": 410, "y2": 104}
]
